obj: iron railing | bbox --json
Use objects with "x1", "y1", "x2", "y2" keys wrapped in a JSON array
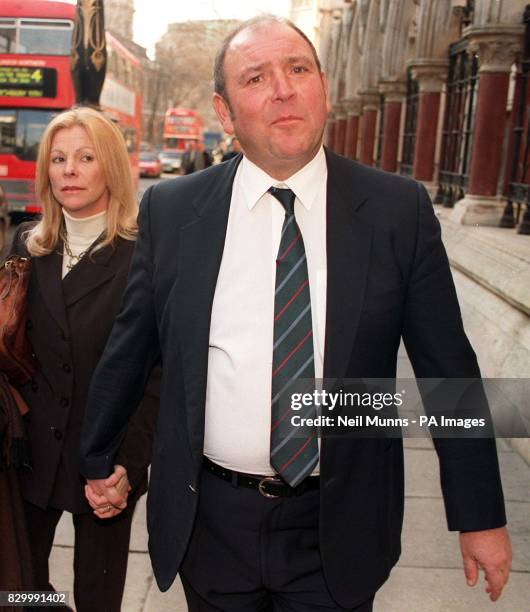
[
  {"x1": 434, "y1": 39, "x2": 478, "y2": 207},
  {"x1": 499, "y1": 4, "x2": 530, "y2": 234},
  {"x1": 400, "y1": 68, "x2": 418, "y2": 177}
]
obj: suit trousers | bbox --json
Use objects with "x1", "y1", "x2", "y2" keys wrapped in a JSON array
[
  {"x1": 180, "y1": 468, "x2": 374, "y2": 612},
  {"x1": 23, "y1": 500, "x2": 136, "y2": 612}
]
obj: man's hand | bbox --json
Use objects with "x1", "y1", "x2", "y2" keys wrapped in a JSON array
[
  {"x1": 459, "y1": 526, "x2": 512, "y2": 601},
  {"x1": 85, "y1": 465, "x2": 131, "y2": 519}
]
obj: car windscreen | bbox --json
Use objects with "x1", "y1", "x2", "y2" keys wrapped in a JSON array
[{"x1": 140, "y1": 153, "x2": 158, "y2": 161}]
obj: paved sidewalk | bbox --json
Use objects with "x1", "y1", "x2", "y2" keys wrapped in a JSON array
[
  {"x1": 49, "y1": 289, "x2": 530, "y2": 610},
  {"x1": 49, "y1": 433, "x2": 530, "y2": 611}
]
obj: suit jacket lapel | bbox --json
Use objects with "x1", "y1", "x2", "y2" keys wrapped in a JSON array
[
  {"x1": 61, "y1": 239, "x2": 126, "y2": 307},
  {"x1": 32, "y1": 249, "x2": 69, "y2": 337},
  {"x1": 174, "y1": 151, "x2": 373, "y2": 450},
  {"x1": 323, "y1": 150, "x2": 373, "y2": 381},
  {"x1": 174, "y1": 157, "x2": 240, "y2": 451}
]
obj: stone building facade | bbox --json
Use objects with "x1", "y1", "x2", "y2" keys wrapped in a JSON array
[
  {"x1": 292, "y1": 0, "x2": 530, "y2": 461},
  {"x1": 290, "y1": 0, "x2": 322, "y2": 45},
  {"x1": 104, "y1": 0, "x2": 134, "y2": 40},
  {"x1": 317, "y1": 0, "x2": 528, "y2": 228},
  {"x1": 104, "y1": 0, "x2": 164, "y2": 144},
  {"x1": 154, "y1": 19, "x2": 239, "y2": 140},
  {"x1": 103, "y1": 3, "x2": 239, "y2": 145}
]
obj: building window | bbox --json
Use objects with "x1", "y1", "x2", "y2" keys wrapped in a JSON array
[
  {"x1": 435, "y1": 40, "x2": 478, "y2": 207},
  {"x1": 400, "y1": 69, "x2": 419, "y2": 177}
]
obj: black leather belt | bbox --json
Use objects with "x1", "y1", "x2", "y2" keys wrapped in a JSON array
[{"x1": 203, "y1": 457, "x2": 320, "y2": 499}]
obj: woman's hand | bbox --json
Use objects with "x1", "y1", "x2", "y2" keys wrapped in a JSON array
[{"x1": 85, "y1": 464, "x2": 131, "y2": 519}]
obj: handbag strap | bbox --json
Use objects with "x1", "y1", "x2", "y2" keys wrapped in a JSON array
[{"x1": 1, "y1": 257, "x2": 31, "y2": 300}]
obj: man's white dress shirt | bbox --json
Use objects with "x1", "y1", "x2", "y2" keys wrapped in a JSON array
[{"x1": 203, "y1": 148, "x2": 327, "y2": 475}]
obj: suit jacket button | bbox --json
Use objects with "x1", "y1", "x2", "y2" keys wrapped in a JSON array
[
  {"x1": 51, "y1": 427, "x2": 63, "y2": 441},
  {"x1": 62, "y1": 363, "x2": 72, "y2": 374},
  {"x1": 188, "y1": 484, "x2": 197, "y2": 493},
  {"x1": 60, "y1": 396, "x2": 70, "y2": 408}
]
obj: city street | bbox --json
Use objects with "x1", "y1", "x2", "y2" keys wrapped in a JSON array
[
  {"x1": 2, "y1": 0, "x2": 528, "y2": 609},
  {"x1": 4, "y1": 175, "x2": 173, "y2": 250},
  {"x1": 47, "y1": 353, "x2": 530, "y2": 612},
  {"x1": 3, "y1": 176, "x2": 530, "y2": 610}
]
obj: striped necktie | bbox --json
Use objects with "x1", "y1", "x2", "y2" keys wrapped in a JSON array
[{"x1": 269, "y1": 187, "x2": 318, "y2": 487}]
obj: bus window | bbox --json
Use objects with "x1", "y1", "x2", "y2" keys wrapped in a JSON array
[
  {"x1": 0, "y1": 20, "x2": 16, "y2": 53},
  {"x1": 123, "y1": 128, "x2": 136, "y2": 153},
  {"x1": 18, "y1": 20, "x2": 73, "y2": 56},
  {"x1": 9, "y1": 110, "x2": 57, "y2": 161},
  {"x1": 0, "y1": 110, "x2": 16, "y2": 152},
  {"x1": 168, "y1": 116, "x2": 196, "y2": 125},
  {"x1": 164, "y1": 137, "x2": 179, "y2": 149}
]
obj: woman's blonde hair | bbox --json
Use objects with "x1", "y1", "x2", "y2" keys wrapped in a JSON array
[{"x1": 25, "y1": 106, "x2": 138, "y2": 256}]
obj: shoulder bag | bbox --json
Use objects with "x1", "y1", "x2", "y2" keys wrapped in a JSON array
[{"x1": 0, "y1": 256, "x2": 36, "y2": 386}]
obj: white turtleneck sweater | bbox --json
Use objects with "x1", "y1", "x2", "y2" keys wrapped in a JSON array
[{"x1": 61, "y1": 209, "x2": 108, "y2": 278}]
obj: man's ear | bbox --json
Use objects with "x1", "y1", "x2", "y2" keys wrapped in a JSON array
[{"x1": 213, "y1": 93, "x2": 234, "y2": 135}]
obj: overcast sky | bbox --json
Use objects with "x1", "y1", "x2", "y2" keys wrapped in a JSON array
[{"x1": 64, "y1": 0, "x2": 291, "y2": 58}]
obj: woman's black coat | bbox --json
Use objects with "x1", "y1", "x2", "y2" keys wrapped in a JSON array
[{"x1": 10, "y1": 223, "x2": 158, "y2": 514}]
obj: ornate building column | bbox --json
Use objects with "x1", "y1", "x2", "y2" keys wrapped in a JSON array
[
  {"x1": 318, "y1": 5, "x2": 335, "y2": 75},
  {"x1": 378, "y1": 81, "x2": 406, "y2": 173},
  {"x1": 343, "y1": 99, "x2": 361, "y2": 160},
  {"x1": 326, "y1": 112, "x2": 336, "y2": 150},
  {"x1": 452, "y1": 25, "x2": 523, "y2": 225},
  {"x1": 333, "y1": 105, "x2": 347, "y2": 155},
  {"x1": 356, "y1": 0, "x2": 384, "y2": 167},
  {"x1": 409, "y1": 61, "x2": 448, "y2": 185},
  {"x1": 342, "y1": 1, "x2": 361, "y2": 158},
  {"x1": 359, "y1": 91, "x2": 379, "y2": 166}
]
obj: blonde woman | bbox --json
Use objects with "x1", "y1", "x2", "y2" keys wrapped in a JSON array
[{"x1": 8, "y1": 107, "x2": 158, "y2": 612}]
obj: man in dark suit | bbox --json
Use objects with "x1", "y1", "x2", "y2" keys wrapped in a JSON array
[
  {"x1": 81, "y1": 16, "x2": 511, "y2": 611},
  {"x1": 221, "y1": 137, "x2": 242, "y2": 162}
]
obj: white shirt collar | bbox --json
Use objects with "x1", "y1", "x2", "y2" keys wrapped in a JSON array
[{"x1": 238, "y1": 146, "x2": 326, "y2": 211}]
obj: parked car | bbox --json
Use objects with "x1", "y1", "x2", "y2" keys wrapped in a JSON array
[
  {"x1": 0, "y1": 183, "x2": 10, "y2": 251},
  {"x1": 158, "y1": 150, "x2": 185, "y2": 174},
  {"x1": 139, "y1": 151, "x2": 162, "y2": 178}
]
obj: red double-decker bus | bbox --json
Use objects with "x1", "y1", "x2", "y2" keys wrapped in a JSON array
[
  {"x1": 102, "y1": 30, "x2": 142, "y2": 183},
  {"x1": 0, "y1": 0, "x2": 141, "y2": 217},
  {"x1": 163, "y1": 108, "x2": 203, "y2": 151}
]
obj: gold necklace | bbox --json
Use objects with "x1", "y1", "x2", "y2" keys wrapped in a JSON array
[{"x1": 62, "y1": 237, "x2": 87, "y2": 271}]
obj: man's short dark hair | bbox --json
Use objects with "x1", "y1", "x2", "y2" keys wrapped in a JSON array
[{"x1": 213, "y1": 15, "x2": 322, "y2": 106}]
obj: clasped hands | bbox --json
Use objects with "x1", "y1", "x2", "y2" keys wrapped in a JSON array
[
  {"x1": 84, "y1": 468, "x2": 512, "y2": 603},
  {"x1": 85, "y1": 464, "x2": 131, "y2": 519}
]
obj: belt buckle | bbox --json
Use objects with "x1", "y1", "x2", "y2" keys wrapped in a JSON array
[{"x1": 258, "y1": 476, "x2": 282, "y2": 499}]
